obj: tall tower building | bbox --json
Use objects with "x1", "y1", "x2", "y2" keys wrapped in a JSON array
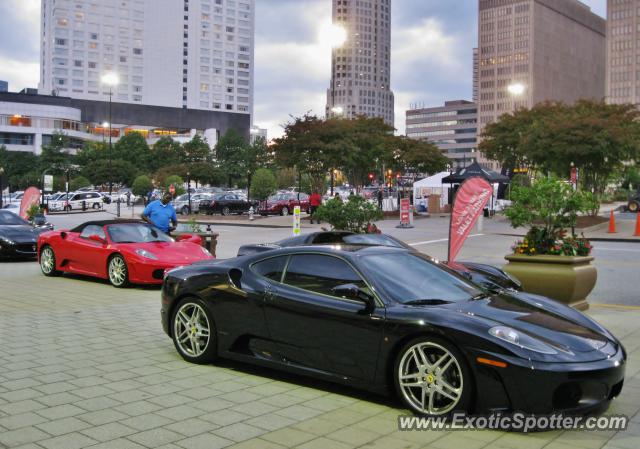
[
  {"x1": 607, "y1": 0, "x2": 638, "y2": 104},
  {"x1": 326, "y1": 0, "x2": 394, "y2": 126},
  {"x1": 39, "y1": 0, "x2": 255, "y2": 115},
  {"x1": 476, "y1": 0, "x2": 605, "y2": 169}
]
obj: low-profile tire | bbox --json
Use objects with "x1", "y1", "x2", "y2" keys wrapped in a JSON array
[
  {"x1": 171, "y1": 297, "x2": 217, "y2": 364},
  {"x1": 222, "y1": 206, "x2": 230, "y2": 216},
  {"x1": 281, "y1": 206, "x2": 289, "y2": 216},
  {"x1": 181, "y1": 205, "x2": 190, "y2": 215},
  {"x1": 628, "y1": 202, "x2": 639, "y2": 213},
  {"x1": 394, "y1": 336, "x2": 472, "y2": 416},
  {"x1": 40, "y1": 245, "x2": 61, "y2": 276},
  {"x1": 107, "y1": 254, "x2": 130, "y2": 288}
]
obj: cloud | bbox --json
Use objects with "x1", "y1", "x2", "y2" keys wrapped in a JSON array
[
  {"x1": 0, "y1": 0, "x2": 40, "y2": 62},
  {"x1": 0, "y1": 58, "x2": 39, "y2": 92}
]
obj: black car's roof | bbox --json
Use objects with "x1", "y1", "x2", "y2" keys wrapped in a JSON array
[
  {"x1": 69, "y1": 219, "x2": 143, "y2": 233},
  {"x1": 256, "y1": 244, "x2": 408, "y2": 258}
]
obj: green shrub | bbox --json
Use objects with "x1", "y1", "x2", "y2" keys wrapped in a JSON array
[
  {"x1": 69, "y1": 176, "x2": 91, "y2": 191},
  {"x1": 250, "y1": 168, "x2": 277, "y2": 200},
  {"x1": 131, "y1": 175, "x2": 153, "y2": 197},
  {"x1": 314, "y1": 196, "x2": 383, "y2": 233}
]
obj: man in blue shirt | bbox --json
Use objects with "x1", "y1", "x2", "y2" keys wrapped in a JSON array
[{"x1": 142, "y1": 193, "x2": 178, "y2": 234}]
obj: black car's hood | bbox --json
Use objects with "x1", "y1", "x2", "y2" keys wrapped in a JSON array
[
  {"x1": 459, "y1": 291, "x2": 616, "y2": 360},
  {"x1": 0, "y1": 225, "x2": 38, "y2": 242}
]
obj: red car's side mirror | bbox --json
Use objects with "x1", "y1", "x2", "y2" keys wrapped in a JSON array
[{"x1": 88, "y1": 234, "x2": 106, "y2": 244}]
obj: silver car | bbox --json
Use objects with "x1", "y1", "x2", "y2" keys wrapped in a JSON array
[{"x1": 173, "y1": 193, "x2": 213, "y2": 215}]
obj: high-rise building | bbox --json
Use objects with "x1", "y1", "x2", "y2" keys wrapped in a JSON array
[
  {"x1": 326, "y1": 0, "x2": 394, "y2": 125},
  {"x1": 477, "y1": 0, "x2": 605, "y2": 169},
  {"x1": 0, "y1": 81, "x2": 7, "y2": 93},
  {"x1": 472, "y1": 48, "x2": 479, "y2": 102},
  {"x1": 39, "y1": 0, "x2": 254, "y2": 115},
  {"x1": 406, "y1": 100, "x2": 477, "y2": 169},
  {"x1": 607, "y1": 0, "x2": 639, "y2": 104}
]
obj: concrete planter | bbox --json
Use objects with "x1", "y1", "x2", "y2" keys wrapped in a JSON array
[{"x1": 503, "y1": 254, "x2": 596, "y2": 310}]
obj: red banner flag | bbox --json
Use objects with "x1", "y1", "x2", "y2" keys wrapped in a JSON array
[
  {"x1": 448, "y1": 177, "x2": 492, "y2": 262},
  {"x1": 19, "y1": 186, "x2": 42, "y2": 220}
]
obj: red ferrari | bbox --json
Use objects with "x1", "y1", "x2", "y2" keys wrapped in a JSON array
[{"x1": 37, "y1": 220, "x2": 213, "y2": 287}]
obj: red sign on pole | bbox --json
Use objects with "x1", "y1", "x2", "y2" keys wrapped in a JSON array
[
  {"x1": 19, "y1": 187, "x2": 41, "y2": 220},
  {"x1": 448, "y1": 177, "x2": 492, "y2": 262},
  {"x1": 400, "y1": 198, "x2": 411, "y2": 226},
  {"x1": 570, "y1": 167, "x2": 577, "y2": 186},
  {"x1": 169, "y1": 184, "x2": 175, "y2": 195}
]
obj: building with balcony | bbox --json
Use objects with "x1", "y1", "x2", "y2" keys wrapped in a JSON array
[
  {"x1": 39, "y1": 0, "x2": 254, "y2": 115},
  {"x1": 0, "y1": 91, "x2": 249, "y2": 155},
  {"x1": 406, "y1": 100, "x2": 477, "y2": 169}
]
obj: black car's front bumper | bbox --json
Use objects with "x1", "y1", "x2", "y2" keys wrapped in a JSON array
[
  {"x1": 469, "y1": 345, "x2": 626, "y2": 415},
  {"x1": 0, "y1": 241, "x2": 38, "y2": 259}
]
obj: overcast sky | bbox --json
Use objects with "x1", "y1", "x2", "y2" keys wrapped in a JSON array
[{"x1": 0, "y1": 0, "x2": 606, "y2": 138}]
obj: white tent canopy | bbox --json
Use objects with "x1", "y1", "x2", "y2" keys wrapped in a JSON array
[{"x1": 413, "y1": 172, "x2": 451, "y2": 208}]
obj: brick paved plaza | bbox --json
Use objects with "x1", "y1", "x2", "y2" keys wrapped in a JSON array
[{"x1": 1, "y1": 257, "x2": 640, "y2": 449}]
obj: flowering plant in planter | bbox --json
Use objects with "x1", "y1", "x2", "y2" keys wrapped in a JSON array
[{"x1": 505, "y1": 177, "x2": 597, "y2": 256}]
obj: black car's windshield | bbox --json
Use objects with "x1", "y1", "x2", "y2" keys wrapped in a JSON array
[
  {"x1": 363, "y1": 252, "x2": 482, "y2": 303},
  {"x1": 107, "y1": 223, "x2": 172, "y2": 243},
  {"x1": 0, "y1": 211, "x2": 28, "y2": 225},
  {"x1": 343, "y1": 234, "x2": 411, "y2": 249}
]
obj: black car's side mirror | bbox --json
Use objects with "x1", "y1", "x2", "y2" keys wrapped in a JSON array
[{"x1": 332, "y1": 283, "x2": 360, "y2": 299}]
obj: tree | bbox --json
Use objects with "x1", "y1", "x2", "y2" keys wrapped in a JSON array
[
  {"x1": 151, "y1": 137, "x2": 185, "y2": 172},
  {"x1": 113, "y1": 132, "x2": 152, "y2": 171},
  {"x1": 188, "y1": 161, "x2": 225, "y2": 186},
  {"x1": 250, "y1": 168, "x2": 278, "y2": 200},
  {"x1": 70, "y1": 176, "x2": 91, "y2": 191},
  {"x1": 182, "y1": 134, "x2": 211, "y2": 164},
  {"x1": 132, "y1": 175, "x2": 154, "y2": 197},
  {"x1": 315, "y1": 196, "x2": 383, "y2": 233},
  {"x1": 40, "y1": 132, "x2": 73, "y2": 175},
  {"x1": 82, "y1": 159, "x2": 138, "y2": 186},
  {"x1": 480, "y1": 101, "x2": 640, "y2": 198},
  {"x1": 0, "y1": 145, "x2": 39, "y2": 188},
  {"x1": 215, "y1": 129, "x2": 249, "y2": 186},
  {"x1": 165, "y1": 175, "x2": 185, "y2": 196}
]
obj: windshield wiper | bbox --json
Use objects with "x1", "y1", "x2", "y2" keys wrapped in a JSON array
[
  {"x1": 471, "y1": 292, "x2": 490, "y2": 300},
  {"x1": 404, "y1": 299, "x2": 452, "y2": 306}
]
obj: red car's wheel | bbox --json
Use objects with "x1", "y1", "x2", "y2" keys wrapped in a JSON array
[
  {"x1": 281, "y1": 206, "x2": 289, "y2": 216},
  {"x1": 108, "y1": 254, "x2": 130, "y2": 288},
  {"x1": 40, "y1": 245, "x2": 61, "y2": 277}
]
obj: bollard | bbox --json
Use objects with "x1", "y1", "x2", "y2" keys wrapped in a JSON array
[
  {"x1": 249, "y1": 206, "x2": 254, "y2": 221},
  {"x1": 116, "y1": 199, "x2": 121, "y2": 218},
  {"x1": 82, "y1": 200, "x2": 87, "y2": 211}
]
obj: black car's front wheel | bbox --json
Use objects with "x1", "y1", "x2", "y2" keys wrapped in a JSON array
[
  {"x1": 221, "y1": 206, "x2": 230, "y2": 216},
  {"x1": 171, "y1": 297, "x2": 217, "y2": 364},
  {"x1": 394, "y1": 337, "x2": 471, "y2": 416}
]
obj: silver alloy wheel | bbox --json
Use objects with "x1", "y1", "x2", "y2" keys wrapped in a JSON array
[
  {"x1": 398, "y1": 342, "x2": 463, "y2": 415},
  {"x1": 222, "y1": 206, "x2": 230, "y2": 216},
  {"x1": 281, "y1": 206, "x2": 289, "y2": 216},
  {"x1": 108, "y1": 256, "x2": 127, "y2": 286},
  {"x1": 173, "y1": 302, "x2": 211, "y2": 357},
  {"x1": 40, "y1": 247, "x2": 55, "y2": 274}
]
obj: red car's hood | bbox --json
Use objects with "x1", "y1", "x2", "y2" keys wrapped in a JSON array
[{"x1": 119, "y1": 242, "x2": 213, "y2": 263}]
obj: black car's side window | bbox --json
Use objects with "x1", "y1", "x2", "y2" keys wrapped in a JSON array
[
  {"x1": 283, "y1": 254, "x2": 368, "y2": 298},
  {"x1": 251, "y1": 256, "x2": 288, "y2": 282}
]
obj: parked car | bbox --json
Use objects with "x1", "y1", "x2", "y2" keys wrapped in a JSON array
[
  {"x1": 199, "y1": 193, "x2": 258, "y2": 216},
  {"x1": 237, "y1": 231, "x2": 522, "y2": 293},
  {"x1": 627, "y1": 192, "x2": 639, "y2": 212},
  {"x1": 0, "y1": 210, "x2": 52, "y2": 259},
  {"x1": 2, "y1": 204, "x2": 21, "y2": 215},
  {"x1": 38, "y1": 220, "x2": 213, "y2": 287},
  {"x1": 114, "y1": 188, "x2": 139, "y2": 203},
  {"x1": 49, "y1": 191, "x2": 103, "y2": 212},
  {"x1": 162, "y1": 244, "x2": 625, "y2": 416},
  {"x1": 259, "y1": 192, "x2": 310, "y2": 216},
  {"x1": 173, "y1": 193, "x2": 213, "y2": 215}
]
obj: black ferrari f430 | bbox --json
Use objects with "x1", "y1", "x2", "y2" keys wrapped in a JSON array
[{"x1": 162, "y1": 245, "x2": 625, "y2": 416}]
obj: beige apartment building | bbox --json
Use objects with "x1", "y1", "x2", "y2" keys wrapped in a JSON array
[
  {"x1": 477, "y1": 0, "x2": 606, "y2": 170},
  {"x1": 327, "y1": 0, "x2": 394, "y2": 126},
  {"x1": 607, "y1": 0, "x2": 640, "y2": 104}
]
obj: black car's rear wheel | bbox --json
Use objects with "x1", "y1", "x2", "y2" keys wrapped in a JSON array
[
  {"x1": 171, "y1": 297, "x2": 217, "y2": 364},
  {"x1": 222, "y1": 206, "x2": 230, "y2": 216},
  {"x1": 108, "y1": 254, "x2": 130, "y2": 288},
  {"x1": 40, "y1": 245, "x2": 60, "y2": 276},
  {"x1": 394, "y1": 337, "x2": 471, "y2": 416}
]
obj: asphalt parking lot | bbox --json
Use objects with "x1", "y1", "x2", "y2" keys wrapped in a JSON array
[{"x1": 1, "y1": 215, "x2": 640, "y2": 449}]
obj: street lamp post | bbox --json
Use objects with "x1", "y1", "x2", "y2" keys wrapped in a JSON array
[
  {"x1": 187, "y1": 171, "x2": 191, "y2": 214},
  {"x1": 0, "y1": 166, "x2": 4, "y2": 209},
  {"x1": 101, "y1": 73, "x2": 119, "y2": 195}
]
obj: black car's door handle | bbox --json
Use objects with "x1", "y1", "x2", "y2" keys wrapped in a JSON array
[{"x1": 264, "y1": 285, "x2": 275, "y2": 301}]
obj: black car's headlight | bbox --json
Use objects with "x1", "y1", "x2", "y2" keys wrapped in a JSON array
[
  {"x1": 0, "y1": 236, "x2": 15, "y2": 246},
  {"x1": 489, "y1": 326, "x2": 558, "y2": 355}
]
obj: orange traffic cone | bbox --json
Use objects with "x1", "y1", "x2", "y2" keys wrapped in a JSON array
[
  {"x1": 607, "y1": 210, "x2": 617, "y2": 234},
  {"x1": 634, "y1": 212, "x2": 640, "y2": 237}
]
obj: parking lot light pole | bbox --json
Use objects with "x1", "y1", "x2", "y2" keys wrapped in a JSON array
[
  {"x1": 187, "y1": 171, "x2": 191, "y2": 214},
  {"x1": 0, "y1": 166, "x2": 4, "y2": 209},
  {"x1": 101, "y1": 72, "x2": 119, "y2": 195}
]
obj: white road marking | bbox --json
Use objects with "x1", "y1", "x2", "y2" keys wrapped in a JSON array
[
  {"x1": 409, "y1": 234, "x2": 485, "y2": 247},
  {"x1": 594, "y1": 246, "x2": 640, "y2": 253}
]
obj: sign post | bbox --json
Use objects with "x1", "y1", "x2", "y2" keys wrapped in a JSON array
[
  {"x1": 293, "y1": 205, "x2": 301, "y2": 236},
  {"x1": 396, "y1": 198, "x2": 413, "y2": 229},
  {"x1": 44, "y1": 175, "x2": 53, "y2": 193}
]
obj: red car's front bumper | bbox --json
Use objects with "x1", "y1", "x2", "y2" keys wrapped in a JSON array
[{"x1": 127, "y1": 257, "x2": 212, "y2": 284}]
